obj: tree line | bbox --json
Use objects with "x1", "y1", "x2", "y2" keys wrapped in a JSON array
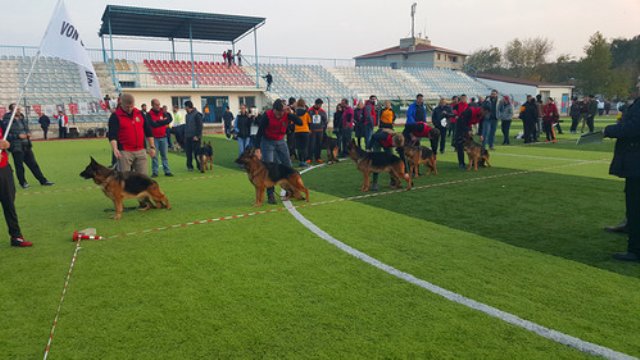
[{"x1": 465, "y1": 32, "x2": 640, "y2": 100}]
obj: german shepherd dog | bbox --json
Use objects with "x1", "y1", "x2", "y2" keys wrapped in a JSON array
[
  {"x1": 463, "y1": 134, "x2": 491, "y2": 171},
  {"x1": 235, "y1": 147, "x2": 310, "y2": 207},
  {"x1": 322, "y1": 135, "x2": 340, "y2": 164},
  {"x1": 198, "y1": 141, "x2": 214, "y2": 172},
  {"x1": 347, "y1": 140, "x2": 412, "y2": 192},
  {"x1": 80, "y1": 157, "x2": 171, "y2": 220},
  {"x1": 404, "y1": 144, "x2": 438, "y2": 177}
]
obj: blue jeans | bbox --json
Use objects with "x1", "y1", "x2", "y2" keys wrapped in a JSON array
[
  {"x1": 237, "y1": 137, "x2": 251, "y2": 156},
  {"x1": 260, "y1": 139, "x2": 291, "y2": 196},
  {"x1": 364, "y1": 126, "x2": 374, "y2": 150},
  {"x1": 152, "y1": 137, "x2": 171, "y2": 175},
  {"x1": 482, "y1": 119, "x2": 498, "y2": 149},
  {"x1": 261, "y1": 139, "x2": 291, "y2": 167}
]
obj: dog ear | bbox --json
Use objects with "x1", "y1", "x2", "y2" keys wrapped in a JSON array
[{"x1": 90, "y1": 156, "x2": 97, "y2": 164}]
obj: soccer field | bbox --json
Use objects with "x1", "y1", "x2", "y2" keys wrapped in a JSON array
[{"x1": 1, "y1": 117, "x2": 639, "y2": 359}]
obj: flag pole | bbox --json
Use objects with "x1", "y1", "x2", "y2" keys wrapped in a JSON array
[
  {"x1": 3, "y1": 0, "x2": 63, "y2": 141},
  {"x1": 3, "y1": 52, "x2": 41, "y2": 141}
]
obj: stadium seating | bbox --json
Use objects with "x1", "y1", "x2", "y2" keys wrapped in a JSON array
[
  {"x1": 142, "y1": 60, "x2": 255, "y2": 88},
  {"x1": 327, "y1": 66, "x2": 426, "y2": 100},
  {"x1": 244, "y1": 64, "x2": 354, "y2": 106},
  {"x1": 404, "y1": 67, "x2": 491, "y2": 98}
]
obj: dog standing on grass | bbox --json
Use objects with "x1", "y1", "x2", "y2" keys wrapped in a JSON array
[
  {"x1": 80, "y1": 157, "x2": 171, "y2": 220},
  {"x1": 463, "y1": 134, "x2": 491, "y2": 171},
  {"x1": 404, "y1": 144, "x2": 438, "y2": 178},
  {"x1": 235, "y1": 147, "x2": 309, "y2": 207},
  {"x1": 198, "y1": 141, "x2": 214, "y2": 172},
  {"x1": 347, "y1": 140, "x2": 411, "y2": 192}
]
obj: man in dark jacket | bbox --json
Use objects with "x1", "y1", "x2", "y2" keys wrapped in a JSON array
[
  {"x1": 586, "y1": 95, "x2": 598, "y2": 133},
  {"x1": 519, "y1": 97, "x2": 538, "y2": 144},
  {"x1": 431, "y1": 98, "x2": 452, "y2": 154},
  {"x1": 604, "y1": 89, "x2": 640, "y2": 262},
  {"x1": 308, "y1": 98, "x2": 328, "y2": 164},
  {"x1": 38, "y1": 113, "x2": 51, "y2": 140},
  {"x1": 223, "y1": 106, "x2": 234, "y2": 140},
  {"x1": 184, "y1": 101, "x2": 204, "y2": 172},
  {"x1": 262, "y1": 72, "x2": 273, "y2": 92},
  {"x1": 2, "y1": 104, "x2": 54, "y2": 189},
  {"x1": 569, "y1": 97, "x2": 581, "y2": 133}
]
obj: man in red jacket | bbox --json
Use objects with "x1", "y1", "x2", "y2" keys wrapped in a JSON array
[
  {"x1": 108, "y1": 93, "x2": 155, "y2": 174},
  {"x1": 147, "y1": 99, "x2": 173, "y2": 177},
  {"x1": 0, "y1": 127, "x2": 32, "y2": 247}
]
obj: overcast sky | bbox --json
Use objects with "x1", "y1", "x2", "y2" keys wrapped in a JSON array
[{"x1": 1, "y1": 0, "x2": 638, "y2": 61}]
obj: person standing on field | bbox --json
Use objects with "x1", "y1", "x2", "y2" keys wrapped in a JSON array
[{"x1": 108, "y1": 93, "x2": 156, "y2": 175}]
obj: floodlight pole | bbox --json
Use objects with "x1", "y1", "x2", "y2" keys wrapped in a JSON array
[
  {"x1": 189, "y1": 23, "x2": 196, "y2": 88},
  {"x1": 254, "y1": 27, "x2": 259, "y2": 89}
]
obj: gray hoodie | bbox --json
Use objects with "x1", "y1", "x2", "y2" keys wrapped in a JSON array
[{"x1": 185, "y1": 108, "x2": 204, "y2": 138}]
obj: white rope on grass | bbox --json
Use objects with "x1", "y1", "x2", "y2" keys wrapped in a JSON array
[{"x1": 282, "y1": 163, "x2": 637, "y2": 360}]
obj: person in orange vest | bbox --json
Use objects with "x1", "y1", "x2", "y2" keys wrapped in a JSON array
[{"x1": 379, "y1": 101, "x2": 396, "y2": 130}]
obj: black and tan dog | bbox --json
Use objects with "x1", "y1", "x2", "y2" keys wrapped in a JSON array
[
  {"x1": 404, "y1": 144, "x2": 438, "y2": 177},
  {"x1": 235, "y1": 147, "x2": 310, "y2": 207},
  {"x1": 80, "y1": 157, "x2": 171, "y2": 220},
  {"x1": 347, "y1": 140, "x2": 411, "y2": 192},
  {"x1": 198, "y1": 141, "x2": 214, "y2": 172},
  {"x1": 463, "y1": 135, "x2": 491, "y2": 171},
  {"x1": 322, "y1": 135, "x2": 340, "y2": 164}
]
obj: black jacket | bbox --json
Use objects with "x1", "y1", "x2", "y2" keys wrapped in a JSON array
[
  {"x1": 432, "y1": 105, "x2": 452, "y2": 129},
  {"x1": 333, "y1": 110, "x2": 343, "y2": 131},
  {"x1": 519, "y1": 101, "x2": 538, "y2": 123},
  {"x1": 184, "y1": 109, "x2": 204, "y2": 139},
  {"x1": 2, "y1": 112, "x2": 30, "y2": 152},
  {"x1": 235, "y1": 114, "x2": 252, "y2": 139},
  {"x1": 39, "y1": 115, "x2": 51, "y2": 128},
  {"x1": 605, "y1": 98, "x2": 640, "y2": 178}
]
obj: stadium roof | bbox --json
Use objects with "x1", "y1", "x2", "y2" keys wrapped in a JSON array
[
  {"x1": 355, "y1": 43, "x2": 467, "y2": 59},
  {"x1": 476, "y1": 73, "x2": 574, "y2": 88},
  {"x1": 99, "y1": 5, "x2": 266, "y2": 43}
]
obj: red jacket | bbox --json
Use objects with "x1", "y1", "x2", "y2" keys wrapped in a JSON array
[
  {"x1": 0, "y1": 128, "x2": 8, "y2": 168},
  {"x1": 342, "y1": 106, "x2": 355, "y2": 129},
  {"x1": 452, "y1": 102, "x2": 468, "y2": 124},
  {"x1": 148, "y1": 109, "x2": 170, "y2": 138},
  {"x1": 108, "y1": 107, "x2": 151, "y2": 152},
  {"x1": 411, "y1": 122, "x2": 433, "y2": 138},
  {"x1": 543, "y1": 103, "x2": 559, "y2": 123},
  {"x1": 264, "y1": 110, "x2": 290, "y2": 141}
]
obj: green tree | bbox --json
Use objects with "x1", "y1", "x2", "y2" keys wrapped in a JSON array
[
  {"x1": 465, "y1": 46, "x2": 502, "y2": 73},
  {"x1": 577, "y1": 31, "x2": 627, "y2": 98}
]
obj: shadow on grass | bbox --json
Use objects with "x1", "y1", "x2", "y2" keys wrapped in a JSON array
[{"x1": 301, "y1": 160, "x2": 640, "y2": 278}]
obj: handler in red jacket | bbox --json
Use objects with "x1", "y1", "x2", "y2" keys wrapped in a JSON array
[
  {"x1": 0, "y1": 127, "x2": 31, "y2": 247},
  {"x1": 146, "y1": 99, "x2": 173, "y2": 177},
  {"x1": 108, "y1": 93, "x2": 156, "y2": 174}
]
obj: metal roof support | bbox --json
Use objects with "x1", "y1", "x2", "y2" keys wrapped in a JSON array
[
  {"x1": 170, "y1": 38, "x2": 175, "y2": 61},
  {"x1": 254, "y1": 26, "x2": 259, "y2": 90},
  {"x1": 108, "y1": 15, "x2": 118, "y2": 90},
  {"x1": 189, "y1": 22, "x2": 196, "y2": 88},
  {"x1": 100, "y1": 35, "x2": 107, "y2": 64}
]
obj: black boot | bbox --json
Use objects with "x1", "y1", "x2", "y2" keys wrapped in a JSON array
[{"x1": 605, "y1": 218, "x2": 627, "y2": 234}]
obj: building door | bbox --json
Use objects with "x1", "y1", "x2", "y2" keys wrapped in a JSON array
[{"x1": 201, "y1": 96, "x2": 229, "y2": 123}]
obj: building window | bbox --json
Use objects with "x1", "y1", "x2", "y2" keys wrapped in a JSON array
[
  {"x1": 171, "y1": 96, "x2": 191, "y2": 109},
  {"x1": 239, "y1": 96, "x2": 256, "y2": 108},
  {"x1": 437, "y1": 53, "x2": 441, "y2": 61},
  {"x1": 451, "y1": 56, "x2": 458, "y2": 63}
]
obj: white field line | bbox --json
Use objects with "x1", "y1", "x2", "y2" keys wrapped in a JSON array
[{"x1": 281, "y1": 162, "x2": 637, "y2": 360}]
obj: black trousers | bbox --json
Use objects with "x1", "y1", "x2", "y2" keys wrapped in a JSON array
[
  {"x1": 59, "y1": 127, "x2": 67, "y2": 139},
  {"x1": 501, "y1": 121, "x2": 511, "y2": 144},
  {"x1": 523, "y1": 120, "x2": 536, "y2": 143},
  {"x1": 586, "y1": 116, "x2": 595, "y2": 133},
  {"x1": 455, "y1": 139, "x2": 465, "y2": 166},
  {"x1": 570, "y1": 115, "x2": 580, "y2": 132},
  {"x1": 11, "y1": 148, "x2": 47, "y2": 186},
  {"x1": 625, "y1": 178, "x2": 640, "y2": 255},
  {"x1": 340, "y1": 128, "x2": 352, "y2": 156},
  {"x1": 434, "y1": 126, "x2": 446, "y2": 153},
  {"x1": 309, "y1": 131, "x2": 324, "y2": 161},
  {"x1": 295, "y1": 132, "x2": 309, "y2": 162},
  {"x1": 184, "y1": 138, "x2": 201, "y2": 170},
  {"x1": 41, "y1": 126, "x2": 49, "y2": 140},
  {"x1": 0, "y1": 166, "x2": 21, "y2": 238}
]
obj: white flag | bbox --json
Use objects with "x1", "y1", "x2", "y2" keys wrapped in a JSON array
[{"x1": 39, "y1": 0, "x2": 101, "y2": 99}]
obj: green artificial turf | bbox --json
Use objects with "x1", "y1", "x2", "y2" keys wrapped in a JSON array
[{"x1": 1, "y1": 120, "x2": 638, "y2": 359}]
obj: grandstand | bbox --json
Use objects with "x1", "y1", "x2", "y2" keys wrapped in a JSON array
[
  {"x1": 327, "y1": 66, "x2": 431, "y2": 100},
  {"x1": 404, "y1": 67, "x2": 491, "y2": 98}
]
